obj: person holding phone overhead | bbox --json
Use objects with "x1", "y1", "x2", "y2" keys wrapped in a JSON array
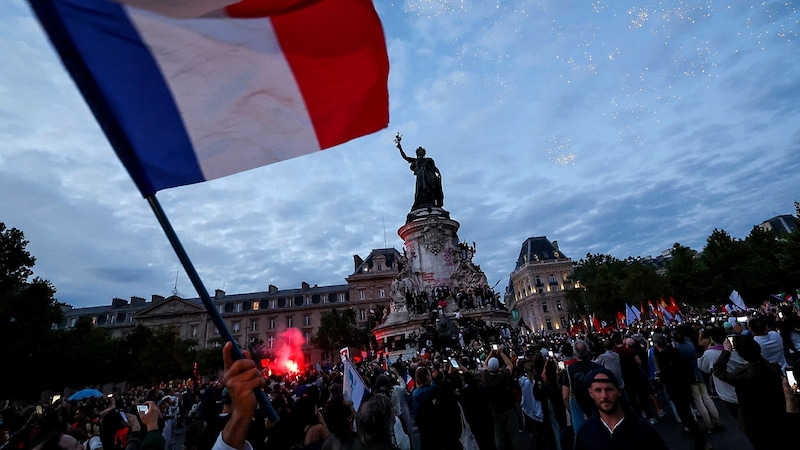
[
  {"x1": 712, "y1": 335, "x2": 785, "y2": 450},
  {"x1": 482, "y1": 347, "x2": 518, "y2": 450}
]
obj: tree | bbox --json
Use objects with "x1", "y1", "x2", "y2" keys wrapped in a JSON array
[
  {"x1": 311, "y1": 308, "x2": 361, "y2": 356},
  {"x1": 0, "y1": 222, "x2": 64, "y2": 400},
  {"x1": 700, "y1": 229, "x2": 749, "y2": 306},
  {"x1": 620, "y1": 259, "x2": 666, "y2": 311},
  {"x1": 664, "y1": 243, "x2": 709, "y2": 306},
  {"x1": 739, "y1": 226, "x2": 786, "y2": 304},
  {"x1": 566, "y1": 253, "x2": 628, "y2": 323},
  {"x1": 50, "y1": 318, "x2": 114, "y2": 391},
  {"x1": 776, "y1": 203, "x2": 800, "y2": 301}
]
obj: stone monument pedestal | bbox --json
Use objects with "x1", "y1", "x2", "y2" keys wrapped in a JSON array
[{"x1": 373, "y1": 206, "x2": 508, "y2": 359}]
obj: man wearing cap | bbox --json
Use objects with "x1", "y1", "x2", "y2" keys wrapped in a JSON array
[{"x1": 574, "y1": 368, "x2": 668, "y2": 450}]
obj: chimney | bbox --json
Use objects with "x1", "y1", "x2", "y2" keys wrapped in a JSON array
[
  {"x1": 149, "y1": 295, "x2": 164, "y2": 305},
  {"x1": 552, "y1": 240, "x2": 559, "y2": 250},
  {"x1": 112, "y1": 298, "x2": 128, "y2": 308},
  {"x1": 353, "y1": 255, "x2": 364, "y2": 271},
  {"x1": 302, "y1": 281, "x2": 310, "y2": 291},
  {"x1": 215, "y1": 289, "x2": 226, "y2": 300},
  {"x1": 268, "y1": 285, "x2": 279, "y2": 294}
]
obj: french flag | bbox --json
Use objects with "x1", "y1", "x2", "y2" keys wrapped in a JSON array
[{"x1": 28, "y1": 0, "x2": 389, "y2": 196}]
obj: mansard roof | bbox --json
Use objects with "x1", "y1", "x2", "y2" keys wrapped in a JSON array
[
  {"x1": 514, "y1": 236, "x2": 568, "y2": 270},
  {"x1": 350, "y1": 248, "x2": 402, "y2": 276},
  {"x1": 760, "y1": 214, "x2": 797, "y2": 237}
]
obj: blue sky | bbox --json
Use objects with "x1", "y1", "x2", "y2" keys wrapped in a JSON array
[{"x1": 1, "y1": 1, "x2": 798, "y2": 308}]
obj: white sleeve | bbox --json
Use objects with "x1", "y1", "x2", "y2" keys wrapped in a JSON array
[
  {"x1": 211, "y1": 433, "x2": 253, "y2": 450},
  {"x1": 393, "y1": 416, "x2": 411, "y2": 450}
]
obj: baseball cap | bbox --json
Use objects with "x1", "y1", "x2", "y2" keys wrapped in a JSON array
[{"x1": 586, "y1": 367, "x2": 620, "y2": 388}]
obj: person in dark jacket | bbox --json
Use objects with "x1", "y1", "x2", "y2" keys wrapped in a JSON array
[
  {"x1": 575, "y1": 368, "x2": 667, "y2": 450},
  {"x1": 652, "y1": 334, "x2": 709, "y2": 450},
  {"x1": 712, "y1": 334, "x2": 785, "y2": 450}
]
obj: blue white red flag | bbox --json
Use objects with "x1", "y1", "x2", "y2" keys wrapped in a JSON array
[{"x1": 28, "y1": 0, "x2": 390, "y2": 196}]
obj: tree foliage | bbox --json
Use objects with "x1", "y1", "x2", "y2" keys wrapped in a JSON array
[
  {"x1": 311, "y1": 308, "x2": 363, "y2": 355},
  {"x1": 569, "y1": 208, "x2": 800, "y2": 323},
  {"x1": 0, "y1": 222, "x2": 64, "y2": 400}
]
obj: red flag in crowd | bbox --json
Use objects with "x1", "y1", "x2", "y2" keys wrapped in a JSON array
[{"x1": 592, "y1": 314, "x2": 602, "y2": 332}]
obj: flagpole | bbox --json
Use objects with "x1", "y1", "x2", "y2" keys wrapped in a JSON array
[{"x1": 146, "y1": 194, "x2": 278, "y2": 422}]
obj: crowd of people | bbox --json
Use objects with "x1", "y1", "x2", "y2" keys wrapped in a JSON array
[{"x1": 3, "y1": 301, "x2": 800, "y2": 450}]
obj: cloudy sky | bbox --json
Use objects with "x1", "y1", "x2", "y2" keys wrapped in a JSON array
[{"x1": 1, "y1": 1, "x2": 798, "y2": 309}]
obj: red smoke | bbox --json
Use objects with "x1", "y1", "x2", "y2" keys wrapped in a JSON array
[{"x1": 272, "y1": 328, "x2": 306, "y2": 375}]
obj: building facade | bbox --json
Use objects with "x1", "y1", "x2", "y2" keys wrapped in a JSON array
[
  {"x1": 507, "y1": 236, "x2": 573, "y2": 333},
  {"x1": 58, "y1": 249, "x2": 404, "y2": 365}
]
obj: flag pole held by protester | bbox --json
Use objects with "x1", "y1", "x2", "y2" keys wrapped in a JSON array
[{"x1": 27, "y1": 0, "x2": 390, "y2": 423}]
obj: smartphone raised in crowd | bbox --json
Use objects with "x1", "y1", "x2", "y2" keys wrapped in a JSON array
[
  {"x1": 492, "y1": 344, "x2": 498, "y2": 351},
  {"x1": 137, "y1": 404, "x2": 149, "y2": 414},
  {"x1": 726, "y1": 335, "x2": 736, "y2": 349}
]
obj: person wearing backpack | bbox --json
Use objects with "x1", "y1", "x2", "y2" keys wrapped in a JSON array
[{"x1": 559, "y1": 340, "x2": 601, "y2": 434}]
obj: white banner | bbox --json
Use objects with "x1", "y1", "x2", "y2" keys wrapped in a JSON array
[{"x1": 342, "y1": 358, "x2": 367, "y2": 412}]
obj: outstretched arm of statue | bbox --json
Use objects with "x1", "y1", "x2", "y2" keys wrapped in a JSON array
[{"x1": 395, "y1": 133, "x2": 414, "y2": 163}]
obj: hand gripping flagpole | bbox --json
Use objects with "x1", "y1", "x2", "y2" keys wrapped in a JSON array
[{"x1": 146, "y1": 194, "x2": 279, "y2": 423}]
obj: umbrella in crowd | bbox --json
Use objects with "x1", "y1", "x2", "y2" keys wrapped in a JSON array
[{"x1": 67, "y1": 388, "x2": 103, "y2": 401}]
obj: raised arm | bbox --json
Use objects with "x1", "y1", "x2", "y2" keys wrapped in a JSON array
[
  {"x1": 216, "y1": 342, "x2": 265, "y2": 450},
  {"x1": 395, "y1": 133, "x2": 414, "y2": 163}
]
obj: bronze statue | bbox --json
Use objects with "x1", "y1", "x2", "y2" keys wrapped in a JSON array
[{"x1": 395, "y1": 133, "x2": 444, "y2": 209}]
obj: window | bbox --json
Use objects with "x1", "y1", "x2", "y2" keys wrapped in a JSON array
[
  {"x1": 548, "y1": 274, "x2": 558, "y2": 285},
  {"x1": 190, "y1": 325, "x2": 198, "y2": 338},
  {"x1": 294, "y1": 296, "x2": 303, "y2": 307},
  {"x1": 556, "y1": 301, "x2": 563, "y2": 312},
  {"x1": 250, "y1": 320, "x2": 258, "y2": 332},
  {"x1": 232, "y1": 321, "x2": 241, "y2": 334},
  {"x1": 224, "y1": 303, "x2": 234, "y2": 313},
  {"x1": 253, "y1": 301, "x2": 260, "y2": 311},
  {"x1": 269, "y1": 318, "x2": 276, "y2": 329},
  {"x1": 339, "y1": 293, "x2": 347, "y2": 303},
  {"x1": 377, "y1": 263, "x2": 383, "y2": 271},
  {"x1": 535, "y1": 276, "x2": 544, "y2": 287},
  {"x1": 91, "y1": 316, "x2": 98, "y2": 325},
  {"x1": 68, "y1": 318, "x2": 77, "y2": 328},
  {"x1": 127, "y1": 313, "x2": 135, "y2": 323},
  {"x1": 306, "y1": 297, "x2": 311, "y2": 306},
  {"x1": 287, "y1": 316, "x2": 293, "y2": 328},
  {"x1": 359, "y1": 290, "x2": 366, "y2": 300},
  {"x1": 546, "y1": 318, "x2": 553, "y2": 331},
  {"x1": 217, "y1": 305, "x2": 224, "y2": 314},
  {"x1": 268, "y1": 336, "x2": 275, "y2": 349},
  {"x1": 278, "y1": 298, "x2": 287, "y2": 308},
  {"x1": 378, "y1": 288, "x2": 385, "y2": 298},
  {"x1": 213, "y1": 341, "x2": 221, "y2": 348},
  {"x1": 234, "y1": 303, "x2": 242, "y2": 312},
  {"x1": 542, "y1": 301, "x2": 548, "y2": 313},
  {"x1": 304, "y1": 315, "x2": 311, "y2": 326},
  {"x1": 359, "y1": 309, "x2": 366, "y2": 320},
  {"x1": 560, "y1": 317, "x2": 569, "y2": 329}
]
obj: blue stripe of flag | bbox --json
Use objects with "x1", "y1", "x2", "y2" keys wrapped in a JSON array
[{"x1": 29, "y1": 0, "x2": 203, "y2": 196}]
